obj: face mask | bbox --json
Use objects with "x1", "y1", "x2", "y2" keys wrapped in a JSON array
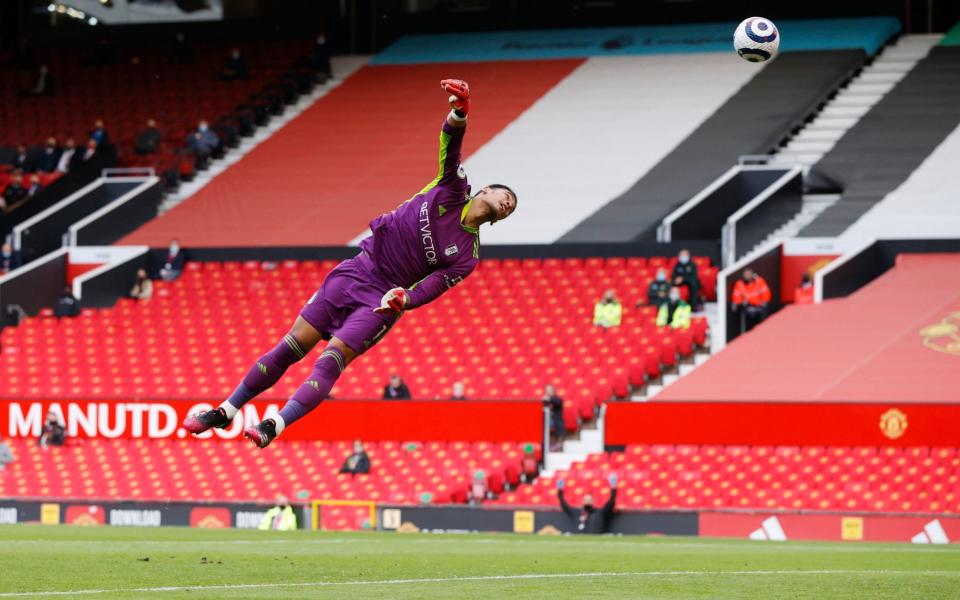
[
  {"x1": 199, "y1": 124, "x2": 208, "y2": 132},
  {"x1": 670, "y1": 294, "x2": 680, "y2": 302},
  {"x1": 679, "y1": 255, "x2": 689, "y2": 264},
  {"x1": 656, "y1": 273, "x2": 666, "y2": 282}
]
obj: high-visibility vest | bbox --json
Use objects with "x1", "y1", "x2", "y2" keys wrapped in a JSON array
[
  {"x1": 593, "y1": 301, "x2": 622, "y2": 328},
  {"x1": 656, "y1": 301, "x2": 692, "y2": 329},
  {"x1": 732, "y1": 276, "x2": 771, "y2": 306},
  {"x1": 258, "y1": 506, "x2": 297, "y2": 531}
]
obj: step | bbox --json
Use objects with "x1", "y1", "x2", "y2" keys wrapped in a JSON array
[
  {"x1": 781, "y1": 140, "x2": 835, "y2": 154},
  {"x1": 856, "y1": 71, "x2": 906, "y2": 84},
  {"x1": 791, "y1": 129, "x2": 845, "y2": 143},
  {"x1": 820, "y1": 105, "x2": 871, "y2": 118},
  {"x1": 806, "y1": 116, "x2": 859, "y2": 130},
  {"x1": 842, "y1": 81, "x2": 896, "y2": 96},
  {"x1": 829, "y1": 95, "x2": 879, "y2": 108}
]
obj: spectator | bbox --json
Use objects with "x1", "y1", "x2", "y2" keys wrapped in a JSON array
[
  {"x1": 339, "y1": 440, "x2": 371, "y2": 476},
  {"x1": 54, "y1": 286, "x2": 80, "y2": 319},
  {"x1": 672, "y1": 249, "x2": 700, "y2": 310},
  {"x1": 90, "y1": 119, "x2": 110, "y2": 148},
  {"x1": 221, "y1": 47, "x2": 249, "y2": 80},
  {"x1": 257, "y1": 496, "x2": 297, "y2": 531},
  {"x1": 186, "y1": 120, "x2": 220, "y2": 169},
  {"x1": 520, "y1": 444, "x2": 539, "y2": 483},
  {"x1": 3, "y1": 175, "x2": 26, "y2": 207},
  {"x1": 644, "y1": 268, "x2": 670, "y2": 308},
  {"x1": 557, "y1": 474, "x2": 618, "y2": 534},
  {"x1": 37, "y1": 137, "x2": 60, "y2": 173},
  {"x1": 11, "y1": 145, "x2": 33, "y2": 174},
  {"x1": 79, "y1": 139, "x2": 99, "y2": 165},
  {"x1": 172, "y1": 32, "x2": 193, "y2": 64},
  {"x1": 450, "y1": 381, "x2": 467, "y2": 400},
  {"x1": 26, "y1": 174, "x2": 43, "y2": 199},
  {"x1": 732, "y1": 268, "x2": 772, "y2": 333},
  {"x1": 542, "y1": 384, "x2": 564, "y2": 451},
  {"x1": 468, "y1": 470, "x2": 489, "y2": 505},
  {"x1": 794, "y1": 273, "x2": 814, "y2": 304},
  {"x1": 0, "y1": 437, "x2": 13, "y2": 470},
  {"x1": 382, "y1": 374, "x2": 411, "y2": 400},
  {"x1": 310, "y1": 33, "x2": 331, "y2": 76},
  {"x1": 38, "y1": 410, "x2": 66, "y2": 447},
  {"x1": 134, "y1": 119, "x2": 162, "y2": 155},
  {"x1": 130, "y1": 269, "x2": 154, "y2": 301},
  {"x1": 593, "y1": 289, "x2": 622, "y2": 330},
  {"x1": 20, "y1": 64, "x2": 53, "y2": 96},
  {"x1": 159, "y1": 239, "x2": 185, "y2": 281},
  {"x1": 1, "y1": 243, "x2": 22, "y2": 275},
  {"x1": 56, "y1": 139, "x2": 77, "y2": 174},
  {"x1": 656, "y1": 286, "x2": 692, "y2": 330}
]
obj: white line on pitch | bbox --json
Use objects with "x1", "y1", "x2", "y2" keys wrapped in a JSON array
[{"x1": 1, "y1": 570, "x2": 957, "y2": 597}]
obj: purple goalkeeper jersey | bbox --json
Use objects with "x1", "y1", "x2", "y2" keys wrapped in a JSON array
[{"x1": 359, "y1": 120, "x2": 479, "y2": 309}]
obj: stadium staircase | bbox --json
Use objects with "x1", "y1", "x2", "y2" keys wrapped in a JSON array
[{"x1": 770, "y1": 35, "x2": 942, "y2": 169}]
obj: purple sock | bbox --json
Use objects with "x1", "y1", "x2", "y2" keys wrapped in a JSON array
[
  {"x1": 226, "y1": 334, "x2": 306, "y2": 410},
  {"x1": 278, "y1": 346, "x2": 345, "y2": 427}
]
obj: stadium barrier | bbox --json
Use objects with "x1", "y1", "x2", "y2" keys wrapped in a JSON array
[
  {"x1": 0, "y1": 499, "x2": 306, "y2": 529},
  {"x1": 68, "y1": 176, "x2": 162, "y2": 247},
  {"x1": 0, "y1": 248, "x2": 68, "y2": 328},
  {"x1": 2, "y1": 498, "x2": 956, "y2": 543},
  {"x1": 657, "y1": 166, "x2": 787, "y2": 247},
  {"x1": 604, "y1": 401, "x2": 960, "y2": 447},
  {"x1": 721, "y1": 167, "x2": 803, "y2": 265},
  {"x1": 0, "y1": 399, "x2": 544, "y2": 444},
  {"x1": 12, "y1": 178, "x2": 144, "y2": 265}
]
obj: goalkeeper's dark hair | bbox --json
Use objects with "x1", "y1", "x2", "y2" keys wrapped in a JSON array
[{"x1": 488, "y1": 184, "x2": 518, "y2": 203}]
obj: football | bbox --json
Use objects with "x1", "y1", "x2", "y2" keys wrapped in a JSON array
[{"x1": 733, "y1": 17, "x2": 780, "y2": 62}]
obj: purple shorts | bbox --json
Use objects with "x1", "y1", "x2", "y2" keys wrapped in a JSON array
[{"x1": 299, "y1": 253, "x2": 400, "y2": 354}]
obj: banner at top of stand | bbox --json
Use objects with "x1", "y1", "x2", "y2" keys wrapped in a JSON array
[{"x1": 372, "y1": 17, "x2": 901, "y2": 64}]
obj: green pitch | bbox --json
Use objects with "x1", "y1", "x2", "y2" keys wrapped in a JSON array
[{"x1": 1, "y1": 525, "x2": 959, "y2": 599}]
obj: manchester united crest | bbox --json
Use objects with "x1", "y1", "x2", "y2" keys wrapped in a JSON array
[
  {"x1": 879, "y1": 408, "x2": 908, "y2": 440},
  {"x1": 919, "y1": 312, "x2": 960, "y2": 355}
]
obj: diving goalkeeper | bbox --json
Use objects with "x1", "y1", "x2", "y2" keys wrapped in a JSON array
[{"x1": 183, "y1": 79, "x2": 518, "y2": 447}]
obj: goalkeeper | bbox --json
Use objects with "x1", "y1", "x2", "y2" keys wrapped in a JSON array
[{"x1": 183, "y1": 79, "x2": 518, "y2": 447}]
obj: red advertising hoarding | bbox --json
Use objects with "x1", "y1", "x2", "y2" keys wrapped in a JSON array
[
  {"x1": 0, "y1": 399, "x2": 542, "y2": 443},
  {"x1": 700, "y1": 511, "x2": 960, "y2": 544},
  {"x1": 606, "y1": 401, "x2": 960, "y2": 447}
]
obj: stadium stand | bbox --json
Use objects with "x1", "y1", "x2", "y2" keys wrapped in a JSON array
[
  {"x1": 658, "y1": 254, "x2": 960, "y2": 403},
  {"x1": 0, "y1": 256, "x2": 714, "y2": 408},
  {"x1": 838, "y1": 123, "x2": 960, "y2": 241},
  {"x1": 119, "y1": 60, "x2": 583, "y2": 248},
  {"x1": 448, "y1": 54, "x2": 759, "y2": 245},
  {"x1": 0, "y1": 438, "x2": 537, "y2": 510},
  {"x1": 493, "y1": 445, "x2": 960, "y2": 513},
  {"x1": 0, "y1": 38, "x2": 318, "y2": 192},
  {"x1": 802, "y1": 44, "x2": 960, "y2": 236},
  {"x1": 558, "y1": 50, "x2": 870, "y2": 242}
]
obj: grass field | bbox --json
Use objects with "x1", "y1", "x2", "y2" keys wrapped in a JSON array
[{"x1": 1, "y1": 525, "x2": 959, "y2": 599}]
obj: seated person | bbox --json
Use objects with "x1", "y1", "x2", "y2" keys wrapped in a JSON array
[
  {"x1": 134, "y1": 119, "x2": 162, "y2": 155},
  {"x1": 130, "y1": 269, "x2": 154, "y2": 301},
  {"x1": 54, "y1": 286, "x2": 80, "y2": 318},
  {"x1": 656, "y1": 286, "x2": 692, "y2": 330},
  {"x1": 39, "y1": 411, "x2": 66, "y2": 447},
  {"x1": 644, "y1": 268, "x2": 670, "y2": 308},
  {"x1": 450, "y1": 381, "x2": 468, "y2": 400},
  {"x1": 339, "y1": 440, "x2": 370, "y2": 476},
  {"x1": 1, "y1": 243, "x2": 22, "y2": 274},
  {"x1": 3, "y1": 175, "x2": 27, "y2": 207},
  {"x1": 159, "y1": 239, "x2": 185, "y2": 281},
  {"x1": 220, "y1": 47, "x2": 249, "y2": 80},
  {"x1": 382, "y1": 374, "x2": 411, "y2": 399},
  {"x1": 593, "y1": 289, "x2": 622, "y2": 330},
  {"x1": 732, "y1": 268, "x2": 772, "y2": 332},
  {"x1": 37, "y1": 137, "x2": 61, "y2": 173}
]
